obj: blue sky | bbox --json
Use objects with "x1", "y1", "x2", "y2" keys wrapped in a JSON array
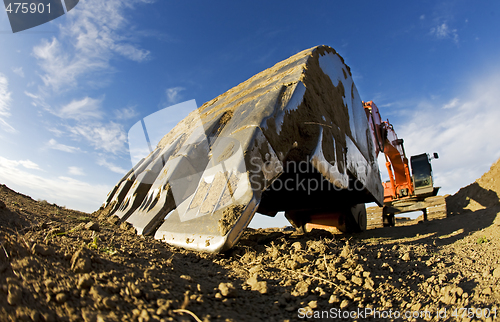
[{"x1": 1, "y1": 1, "x2": 499, "y2": 228}]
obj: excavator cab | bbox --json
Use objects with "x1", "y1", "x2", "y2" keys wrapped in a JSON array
[{"x1": 410, "y1": 153, "x2": 438, "y2": 197}]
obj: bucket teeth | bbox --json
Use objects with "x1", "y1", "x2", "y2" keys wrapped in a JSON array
[{"x1": 103, "y1": 45, "x2": 383, "y2": 252}]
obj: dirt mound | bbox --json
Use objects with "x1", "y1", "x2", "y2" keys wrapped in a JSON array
[
  {"x1": 447, "y1": 157, "x2": 500, "y2": 215},
  {"x1": 1, "y1": 159, "x2": 500, "y2": 321}
]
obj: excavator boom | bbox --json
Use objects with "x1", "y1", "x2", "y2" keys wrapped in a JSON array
[{"x1": 363, "y1": 101, "x2": 414, "y2": 202}]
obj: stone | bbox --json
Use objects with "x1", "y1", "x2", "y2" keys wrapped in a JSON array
[
  {"x1": 493, "y1": 267, "x2": 500, "y2": 279},
  {"x1": 71, "y1": 249, "x2": 92, "y2": 274},
  {"x1": 44, "y1": 279, "x2": 55, "y2": 289},
  {"x1": 308, "y1": 300, "x2": 318, "y2": 309},
  {"x1": 329, "y1": 295, "x2": 340, "y2": 304},
  {"x1": 441, "y1": 293, "x2": 456, "y2": 305},
  {"x1": 77, "y1": 274, "x2": 94, "y2": 289},
  {"x1": 315, "y1": 287, "x2": 327, "y2": 298},
  {"x1": 351, "y1": 276, "x2": 363, "y2": 286},
  {"x1": 286, "y1": 259, "x2": 300, "y2": 270},
  {"x1": 401, "y1": 253, "x2": 411, "y2": 261},
  {"x1": 103, "y1": 297, "x2": 115, "y2": 309},
  {"x1": 247, "y1": 275, "x2": 268, "y2": 294},
  {"x1": 55, "y1": 293, "x2": 67, "y2": 304},
  {"x1": 7, "y1": 284, "x2": 22, "y2": 306},
  {"x1": 85, "y1": 221, "x2": 100, "y2": 232},
  {"x1": 249, "y1": 265, "x2": 263, "y2": 275},
  {"x1": 340, "y1": 246, "x2": 350, "y2": 258},
  {"x1": 364, "y1": 277, "x2": 375, "y2": 290},
  {"x1": 107, "y1": 216, "x2": 120, "y2": 225},
  {"x1": 32, "y1": 244, "x2": 55, "y2": 256},
  {"x1": 218, "y1": 282, "x2": 238, "y2": 297},
  {"x1": 293, "y1": 281, "x2": 309, "y2": 297},
  {"x1": 336, "y1": 273, "x2": 347, "y2": 282},
  {"x1": 291, "y1": 242, "x2": 302, "y2": 252},
  {"x1": 120, "y1": 221, "x2": 134, "y2": 231}
]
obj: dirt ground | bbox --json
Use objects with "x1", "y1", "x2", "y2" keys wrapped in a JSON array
[{"x1": 1, "y1": 159, "x2": 499, "y2": 322}]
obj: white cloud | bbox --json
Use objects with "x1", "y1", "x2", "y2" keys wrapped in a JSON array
[
  {"x1": 97, "y1": 158, "x2": 128, "y2": 174},
  {"x1": 166, "y1": 87, "x2": 185, "y2": 104},
  {"x1": 57, "y1": 96, "x2": 103, "y2": 120},
  {"x1": 442, "y1": 97, "x2": 459, "y2": 109},
  {"x1": 48, "y1": 127, "x2": 64, "y2": 136},
  {"x1": 430, "y1": 22, "x2": 459, "y2": 44},
  {"x1": 112, "y1": 43, "x2": 150, "y2": 62},
  {"x1": 24, "y1": 91, "x2": 39, "y2": 100},
  {"x1": 396, "y1": 72, "x2": 500, "y2": 196},
  {"x1": 0, "y1": 156, "x2": 110, "y2": 212},
  {"x1": 32, "y1": 0, "x2": 151, "y2": 92},
  {"x1": 44, "y1": 96, "x2": 128, "y2": 153},
  {"x1": 12, "y1": 67, "x2": 24, "y2": 77},
  {"x1": 47, "y1": 138, "x2": 81, "y2": 153},
  {"x1": 420, "y1": 15, "x2": 425, "y2": 20},
  {"x1": 114, "y1": 106, "x2": 139, "y2": 120},
  {"x1": 68, "y1": 122, "x2": 126, "y2": 154},
  {"x1": 18, "y1": 160, "x2": 42, "y2": 170},
  {"x1": 0, "y1": 73, "x2": 15, "y2": 133},
  {"x1": 1, "y1": 158, "x2": 42, "y2": 171},
  {"x1": 68, "y1": 166, "x2": 85, "y2": 176}
]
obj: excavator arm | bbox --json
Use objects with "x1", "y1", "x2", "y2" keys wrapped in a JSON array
[{"x1": 363, "y1": 101, "x2": 414, "y2": 202}]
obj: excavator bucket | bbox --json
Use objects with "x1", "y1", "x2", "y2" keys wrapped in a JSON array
[{"x1": 102, "y1": 45, "x2": 384, "y2": 252}]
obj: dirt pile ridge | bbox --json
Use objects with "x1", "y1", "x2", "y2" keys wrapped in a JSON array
[
  {"x1": 0, "y1": 160, "x2": 500, "y2": 322},
  {"x1": 447, "y1": 157, "x2": 500, "y2": 214}
]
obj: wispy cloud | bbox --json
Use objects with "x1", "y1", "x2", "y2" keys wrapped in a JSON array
[
  {"x1": 0, "y1": 156, "x2": 109, "y2": 212},
  {"x1": 47, "y1": 139, "x2": 81, "y2": 153},
  {"x1": 18, "y1": 160, "x2": 42, "y2": 170},
  {"x1": 442, "y1": 97, "x2": 459, "y2": 109},
  {"x1": 44, "y1": 96, "x2": 128, "y2": 154},
  {"x1": 114, "y1": 106, "x2": 139, "y2": 120},
  {"x1": 24, "y1": 91, "x2": 40, "y2": 100},
  {"x1": 97, "y1": 158, "x2": 128, "y2": 174},
  {"x1": 68, "y1": 166, "x2": 85, "y2": 176},
  {"x1": 0, "y1": 73, "x2": 15, "y2": 133},
  {"x1": 56, "y1": 96, "x2": 104, "y2": 120},
  {"x1": 1, "y1": 159, "x2": 44, "y2": 171},
  {"x1": 32, "y1": 0, "x2": 151, "y2": 92},
  {"x1": 166, "y1": 86, "x2": 185, "y2": 104},
  {"x1": 12, "y1": 67, "x2": 24, "y2": 78},
  {"x1": 397, "y1": 72, "x2": 500, "y2": 195},
  {"x1": 68, "y1": 122, "x2": 127, "y2": 154},
  {"x1": 26, "y1": 0, "x2": 152, "y2": 156},
  {"x1": 430, "y1": 22, "x2": 459, "y2": 44},
  {"x1": 48, "y1": 127, "x2": 64, "y2": 136}
]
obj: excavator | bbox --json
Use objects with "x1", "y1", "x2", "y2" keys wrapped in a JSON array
[
  {"x1": 363, "y1": 101, "x2": 445, "y2": 229},
  {"x1": 101, "y1": 45, "x2": 446, "y2": 253}
]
